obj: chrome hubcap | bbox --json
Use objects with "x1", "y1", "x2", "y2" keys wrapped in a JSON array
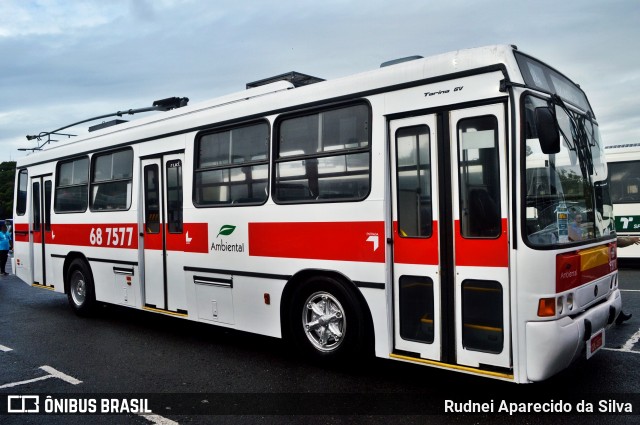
[
  {"x1": 302, "y1": 291, "x2": 345, "y2": 352},
  {"x1": 70, "y1": 271, "x2": 86, "y2": 306}
]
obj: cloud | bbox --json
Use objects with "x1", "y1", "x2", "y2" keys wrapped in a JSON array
[
  {"x1": 2, "y1": 0, "x2": 639, "y2": 164},
  {"x1": 0, "y1": 0, "x2": 120, "y2": 37}
]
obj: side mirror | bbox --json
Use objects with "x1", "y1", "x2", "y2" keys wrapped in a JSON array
[{"x1": 535, "y1": 107, "x2": 561, "y2": 154}]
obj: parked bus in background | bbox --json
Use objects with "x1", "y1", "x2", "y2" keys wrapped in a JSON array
[
  {"x1": 605, "y1": 143, "x2": 640, "y2": 263},
  {"x1": 13, "y1": 45, "x2": 621, "y2": 383}
]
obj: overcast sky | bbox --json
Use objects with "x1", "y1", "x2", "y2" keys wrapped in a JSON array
[{"x1": 1, "y1": 0, "x2": 638, "y2": 163}]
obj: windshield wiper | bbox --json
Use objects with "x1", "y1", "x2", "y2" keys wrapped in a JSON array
[
  {"x1": 548, "y1": 94, "x2": 594, "y2": 177},
  {"x1": 576, "y1": 113, "x2": 596, "y2": 176}
]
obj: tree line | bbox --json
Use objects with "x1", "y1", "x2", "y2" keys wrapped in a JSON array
[{"x1": 0, "y1": 162, "x2": 16, "y2": 220}]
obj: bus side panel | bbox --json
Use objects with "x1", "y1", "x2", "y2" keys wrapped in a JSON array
[
  {"x1": 232, "y1": 276, "x2": 284, "y2": 337},
  {"x1": 184, "y1": 196, "x2": 390, "y2": 342},
  {"x1": 359, "y1": 286, "x2": 390, "y2": 358},
  {"x1": 605, "y1": 147, "x2": 640, "y2": 261},
  {"x1": 613, "y1": 204, "x2": 640, "y2": 260},
  {"x1": 12, "y1": 221, "x2": 31, "y2": 285}
]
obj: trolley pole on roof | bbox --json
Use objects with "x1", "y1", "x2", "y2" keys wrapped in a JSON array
[{"x1": 20, "y1": 97, "x2": 189, "y2": 152}]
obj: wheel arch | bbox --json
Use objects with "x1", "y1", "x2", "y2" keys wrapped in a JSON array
[
  {"x1": 280, "y1": 268, "x2": 375, "y2": 356},
  {"x1": 62, "y1": 251, "x2": 93, "y2": 294}
]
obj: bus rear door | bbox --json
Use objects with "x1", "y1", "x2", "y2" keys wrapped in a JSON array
[
  {"x1": 141, "y1": 153, "x2": 188, "y2": 314},
  {"x1": 30, "y1": 175, "x2": 53, "y2": 288}
]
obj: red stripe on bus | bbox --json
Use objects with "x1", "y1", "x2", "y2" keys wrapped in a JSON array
[
  {"x1": 165, "y1": 223, "x2": 209, "y2": 253},
  {"x1": 13, "y1": 223, "x2": 30, "y2": 243},
  {"x1": 49, "y1": 224, "x2": 139, "y2": 249},
  {"x1": 15, "y1": 222, "x2": 209, "y2": 253},
  {"x1": 248, "y1": 221, "x2": 386, "y2": 263},
  {"x1": 184, "y1": 223, "x2": 209, "y2": 253},
  {"x1": 454, "y1": 219, "x2": 508, "y2": 267},
  {"x1": 144, "y1": 230, "x2": 163, "y2": 250},
  {"x1": 392, "y1": 221, "x2": 439, "y2": 265}
]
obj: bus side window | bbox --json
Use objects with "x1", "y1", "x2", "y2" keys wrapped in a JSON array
[
  {"x1": 274, "y1": 103, "x2": 371, "y2": 203},
  {"x1": 194, "y1": 122, "x2": 269, "y2": 206},
  {"x1": 608, "y1": 161, "x2": 640, "y2": 203},
  {"x1": 55, "y1": 157, "x2": 89, "y2": 213},
  {"x1": 16, "y1": 169, "x2": 28, "y2": 216},
  {"x1": 90, "y1": 149, "x2": 133, "y2": 211}
]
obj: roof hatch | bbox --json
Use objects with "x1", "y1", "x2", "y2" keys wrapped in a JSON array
[
  {"x1": 246, "y1": 71, "x2": 324, "y2": 89},
  {"x1": 380, "y1": 55, "x2": 424, "y2": 68}
]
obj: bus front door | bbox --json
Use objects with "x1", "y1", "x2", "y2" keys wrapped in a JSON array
[
  {"x1": 30, "y1": 176, "x2": 53, "y2": 287},
  {"x1": 390, "y1": 103, "x2": 511, "y2": 372},
  {"x1": 141, "y1": 153, "x2": 188, "y2": 315}
]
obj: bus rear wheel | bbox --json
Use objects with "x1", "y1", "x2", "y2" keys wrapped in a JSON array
[
  {"x1": 289, "y1": 276, "x2": 365, "y2": 361},
  {"x1": 66, "y1": 259, "x2": 96, "y2": 316}
]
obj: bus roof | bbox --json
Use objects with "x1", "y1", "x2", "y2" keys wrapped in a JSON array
[
  {"x1": 605, "y1": 143, "x2": 640, "y2": 150},
  {"x1": 605, "y1": 143, "x2": 640, "y2": 161}
]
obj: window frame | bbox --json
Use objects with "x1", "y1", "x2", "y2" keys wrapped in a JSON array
[
  {"x1": 16, "y1": 169, "x2": 28, "y2": 216},
  {"x1": 520, "y1": 92, "x2": 614, "y2": 249},
  {"x1": 272, "y1": 101, "x2": 372, "y2": 204},
  {"x1": 89, "y1": 148, "x2": 134, "y2": 212},
  {"x1": 54, "y1": 156, "x2": 90, "y2": 214},
  {"x1": 193, "y1": 119, "x2": 270, "y2": 208}
]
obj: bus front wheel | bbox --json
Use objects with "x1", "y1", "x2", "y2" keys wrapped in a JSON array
[
  {"x1": 66, "y1": 259, "x2": 96, "y2": 316},
  {"x1": 289, "y1": 276, "x2": 365, "y2": 361}
]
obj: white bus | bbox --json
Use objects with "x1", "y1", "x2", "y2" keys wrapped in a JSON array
[
  {"x1": 13, "y1": 45, "x2": 621, "y2": 383},
  {"x1": 605, "y1": 143, "x2": 640, "y2": 261}
]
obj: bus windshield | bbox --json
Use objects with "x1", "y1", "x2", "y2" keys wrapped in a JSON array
[{"x1": 524, "y1": 95, "x2": 614, "y2": 246}]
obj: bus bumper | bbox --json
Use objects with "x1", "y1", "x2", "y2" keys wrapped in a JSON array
[{"x1": 525, "y1": 289, "x2": 621, "y2": 382}]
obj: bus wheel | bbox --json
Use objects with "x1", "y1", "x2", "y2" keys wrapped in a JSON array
[
  {"x1": 290, "y1": 276, "x2": 365, "y2": 361},
  {"x1": 67, "y1": 259, "x2": 96, "y2": 316}
]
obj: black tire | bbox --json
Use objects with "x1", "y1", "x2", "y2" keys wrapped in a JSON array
[
  {"x1": 66, "y1": 259, "x2": 96, "y2": 316},
  {"x1": 288, "y1": 275, "x2": 367, "y2": 362}
]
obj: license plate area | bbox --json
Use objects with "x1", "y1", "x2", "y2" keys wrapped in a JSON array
[{"x1": 586, "y1": 329, "x2": 605, "y2": 359}]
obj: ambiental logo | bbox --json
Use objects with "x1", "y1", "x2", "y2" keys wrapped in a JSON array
[
  {"x1": 211, "y1": 224, "x2": 245, "y2": 253},
  {"x1": 216, "y1": 225, "x2": 236, "y2": 237}
]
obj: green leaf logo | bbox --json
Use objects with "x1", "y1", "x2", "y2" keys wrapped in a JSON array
[{"x1": 217, "y1": 225, "x2": 236, "y2": 238}]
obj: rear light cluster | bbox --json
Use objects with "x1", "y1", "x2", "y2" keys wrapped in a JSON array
[{"x1": 537, "y1": 242, "x2": 617, "y2": 318}]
